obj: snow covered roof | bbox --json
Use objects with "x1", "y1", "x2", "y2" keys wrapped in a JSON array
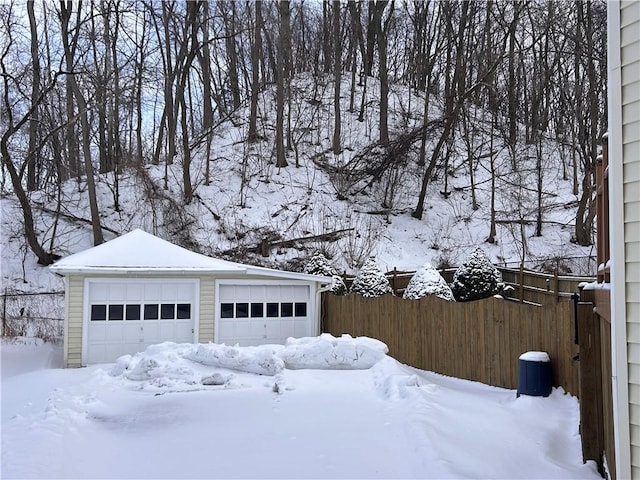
[{"x1": 50, "y1": 229, "x2": 332, "y2": 283}]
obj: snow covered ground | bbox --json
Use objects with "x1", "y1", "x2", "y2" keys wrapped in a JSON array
[{"x1": 1, "y1": 335, "x2": 600, "y2": 479}]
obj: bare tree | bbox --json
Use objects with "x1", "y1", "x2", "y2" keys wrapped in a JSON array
[
  {"x1": 274, "y1": 0, "x2": 289, "y2": 168},
  {"x1": 1, "y1": 4, "x2": 61, "y2": 265},
  {"x1": 248, "y1": 0, "x2": 263, "y2": 143},
  {"x1": 59, "y1": 1, "x2": 104, "y2": 246},
  {"x1": 332, "y1": 0, "x2": 342, "y2": 155}
]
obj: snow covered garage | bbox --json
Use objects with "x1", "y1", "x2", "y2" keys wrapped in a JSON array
[{"x1": 50, "y1": 229, "x2": 331, "y2": 367}]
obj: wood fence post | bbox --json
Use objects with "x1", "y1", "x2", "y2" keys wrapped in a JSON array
[
  {"x1": 392, "y1": 267, "x2": 397, "y2": 295},
  {"x1": 578, "y1": 303, "x2": 605, "y2": 472}
]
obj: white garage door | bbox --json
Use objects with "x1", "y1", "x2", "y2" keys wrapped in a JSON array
[
  {"x1": 217, "y1": 283, "x2": 313, "y2": 346},
  {"x1": 85, "y1": 279, "x2": 197, "y2": 364}
]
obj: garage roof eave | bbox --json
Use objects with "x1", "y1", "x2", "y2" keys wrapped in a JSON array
[
  {"x1": 243, "y1": 266, "x2": 334, "y2": 284},
  {"x1": 49, "y1": 266, "x2": 246, "y2": 275}
]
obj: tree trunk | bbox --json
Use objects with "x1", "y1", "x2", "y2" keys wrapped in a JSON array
[
  {"x1": 221, "y1": 1, "x2": 241, "y2": 111},
  {"x1": 332, "y1": 0, "x2": 342, "y2": 154},
  {"x1": 247, "y1": 0, "x2": 263, "y2": 143},
  {"x1": 274, "y1": 1, "x2": 289, "y2": 168},
  {"x1": 26, "y1": 1, "x2": 41, "y2": 192},
  {"x1": 199, "y1": 0, "x2": 214, "y2": 184},
  {"x1": 373, "y1": 1, "x2": 392, "y2": 144},
  {"x1": 60, "y1": 1, "x2": 104, "y2": 246}
]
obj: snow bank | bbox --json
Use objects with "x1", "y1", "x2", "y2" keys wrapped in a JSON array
[
  {"x1": 186, "y1": 343, "x2": 285, "y2": 376},
  {"x1": 110, "y1": 334, "x2": 389, "y2": 385},
  {"x1": 280, "y1": 334, "x2": 388, "y2": 370}
]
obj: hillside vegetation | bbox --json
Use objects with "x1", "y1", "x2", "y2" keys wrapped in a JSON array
[{"x1": 1, "y1": 1, "x2": 604, "y2": 295}]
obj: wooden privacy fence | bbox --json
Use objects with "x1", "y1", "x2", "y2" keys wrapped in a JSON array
[{"x1": 322, "y1": 293, "x2": 585, "y2": 395}]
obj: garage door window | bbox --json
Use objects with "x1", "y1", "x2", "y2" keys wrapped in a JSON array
[
  {"x1": 91, "y1": 304, "x2": 143, "y2": 321},
  {"x1": 91, "y1": 304, "x2": 107, "y2": 321},
  {"x1": 109, "y1": 305, "x2": 124, "y2": 320},
  {"x1": 221, "y1": 303, "x2": 233, "y2": 318},
  {"x1": 280, "y1": 302, "x2": 293, "y2": 317},
  {"x1": 144, "y1": 304, "x2": 159, "y2": 320},
  {"x1": 295, "y1": 302, "x2": 307, "y2": 317},
  {"x1": 266, "y1": 303, "x2": 279, "y2": 317},
  {"x1": 220, "y1": 301, "x2": 307, "y2": 319},
  {"x1": 236, "y1": 303, "x2": 249, "y2": 318},
  {"x1": 126, "y1": 304, "x2": 141, "y2": 320},
  {"x1": 177, "y1": 304, "x2": 191, "y2": 319},
  {"x1": 161, "y1": 304, "x2": 175, "y2": 319},
  {"x1": 251, "y1": 303, "x2": 263, "y2": 317},
  {"x1": 142, "y1": 303, "x2": 193, "y2": 320}
]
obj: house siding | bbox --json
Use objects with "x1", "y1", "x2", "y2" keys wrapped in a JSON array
[
  {"x1": 620, "y1": 0, "x2": 640, "y2": 476},
  {"x1": 199, "y1": 277, "x2": 215, "y2": 343},
  {"x1": 66, "y1": 275, "x2": 85, "y2": 368}
]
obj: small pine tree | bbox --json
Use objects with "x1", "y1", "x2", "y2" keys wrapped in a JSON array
[
  {"x1": 350, "y1": 256, "x2": 393, "y2": 297},
  {"x1": 304, "y1": 252, "x2": 347, "y2": 295},
  {"x1": 403, "y1": 263, "x2": 455, "y2": 301},
  {"x1": 304, "y1": 252, "x2": 336, "y2": 277},
  {"x1": 451, "y1": 247, "x2": 505, "y2": 302},
  {"x1": 329, "y1": 274, "x2": 348, "y2": 295}
]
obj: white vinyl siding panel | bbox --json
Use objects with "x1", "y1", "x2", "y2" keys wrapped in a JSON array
[
  {"x1": 199, "y1": 277, "x2": 215, "y2": 343},
  {"x1": 626, "y1": 162, "x2": 640, "y2": 183},
  {"x1": 622, "y1": 60, "x2": 640, "y2": 87},
  {"x1": 629, "y1": 343, "x2": 640, "y2": 365},
  {"x1": 633, "y1": 439, "x2": 640, "y2": 475},
  {"x1": 623, "y1": 122, "x2": 640, "y2": 142},
  {"x1": 621, "y1": 1, "x2": 640, "y2": 27},
  {"x1": 66, "y1": 275, "x2": 85, "y2": 368},
  {"x1": 625, "y1": 201, "x2": 640, "y2": 223},
  {"x1": 625, "y1": 222, "x2": 640, "y2": 241},
  {"x1": 628, "y1": 287, "x2": 640, "y2": 307},
  {"x1": 621, "y1": 1, "x2": 640, "y2": 475},
  {"x1": 631, "y1": 383, "x2": 640, "y2": 406}
]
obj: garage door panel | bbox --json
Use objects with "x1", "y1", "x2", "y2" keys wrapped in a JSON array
[
  {"x1": 265, "y1": 285, "x2": 279, "y2": 298},
  {"x1": 143, "y1": 322, "x2": 163, "y2": 344},
  {"x1": 86, "y1": 280, "x2": 197, "y2": 364},
  {"x1": 126, "y1": 284, "x2": 144, "y2": 301},
  {"x1": 88, "y1": 323, "x2": 107, "y2": 342},
  {"x1": 159, "y1": 322, "x2": 176, "y2": 338},
  {"x1": 123, "y1": 322, "x2": 142, "y2": 339},
  {"x1": 294, "y1": 319, "x2": 309, "y2": 337},
  {"x1": 175, "y1": 322, "x2": 193, "y2": 341},
  {"x1": 144, "y1": 284, "x2": 162, "y2": 301},
  {"x1": 105, "y1": 323, "x2": 126, "y2": 342},
  {"x1": 249, "y1": 285, "x2": 265, "y2": 299},
  {"x1": 249, "y1": 319, "x2": 265, "y2": 337},
  {"x1": 108, "y1": 284, "x2": 126, "y2": 301},
  {"x1": 177, "y1": 284, "x2": 194, "y2": 301},
  {"x1": 218, "y1": 321, "x2": 235, "y2": 338},
  {"x1": 293, "y1": 287, "x2": 308, "y2": 301},
  {"x1": 88, "y1": 345, "x2": 106, "y2": 364},
  {"x1": 218, "y1": 283, "x2": 312, "y2": 347},
  {"x1": 89, "y1": 285, "x2": 108, "y2": 303}
]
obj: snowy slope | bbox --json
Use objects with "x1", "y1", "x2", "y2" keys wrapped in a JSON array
[{"x1": 1, "y1": 74, "x2": 595, "y2": 297}]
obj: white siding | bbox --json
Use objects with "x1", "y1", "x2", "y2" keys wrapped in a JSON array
[
  {"x1": 66, "y1": 275, "x2": 85, "y2": 368},
  {"x1": 620, "y1": 0, "x2": 640, "y2": 476},
  {"x1": 199, "y1": 277, "x2": 215, "y2": 343}
]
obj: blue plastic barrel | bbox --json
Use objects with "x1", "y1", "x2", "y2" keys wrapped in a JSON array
[{"x1": 517, "y1": 351, "x2": 552, "y2": 397}]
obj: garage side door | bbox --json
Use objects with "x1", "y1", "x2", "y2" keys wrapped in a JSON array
[
  {"x1": 86, "y1": 279, "x2": 197, "y2": 364},
  {"x1": 217, "y1": 284, "x2": 312, "y2": 346}
]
